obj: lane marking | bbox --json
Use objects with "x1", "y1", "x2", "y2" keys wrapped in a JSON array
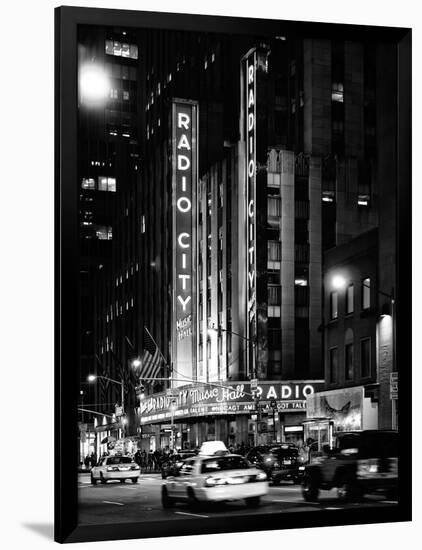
[
  {"x1": 102, "y1": 500, "x2": 125, "y2": 506},
  {"x1": 174, "y1": 511, "x2": 209, "y2": 518},
  {"x1": 383, "y1": 500, "x2": 398, "y2": 504},
  {"x1": 324, "y1": 506, "x2": 341, "y2": 510}
]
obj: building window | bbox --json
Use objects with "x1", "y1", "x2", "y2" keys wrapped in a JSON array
[
  {"x1": 268, "y1": 196, "x2": 281, "y2": 217},
  {"x1": 345, "y1": 343, "x2": 354, "y2": 380},
  {"x1": 330, "y1": 291, "x2": 338, "y2": 320},
  {"x1": 268, "y1": 285, "x2": 281, "y2": 306},
  {"x1": 98, "y1": 177, "x2": 117, "y2": 192},
  {"x1": 95, "y1": 226, "x2": 112, "y2": 240},
  {"x1": 332, "y1": 82, "x2": 344, "y2": 102},
  {"x1": 81, "y1": 178, "x2": 95, "y2": 190},
  {"x1": 329, "y1": 348, "x2": 338, "y2": 383},
  {"x1": 346, "y1": 284, "x2": 354, "y2": 314},
  {"x1": 268, "y1": 241, "x2": 281, "y2": 261},
  {"x1": 105, "y1": 40, "x2": 138, "y2": 59},
  {"x1": 361, "y1": 338, "x2": 371, "y2": 378},
  {"x1": 358, "y1": 194, "x2": 370, "y2": 207},
  {"x1": 362, "y1": 277, "x2": 371, "y2": 310}
]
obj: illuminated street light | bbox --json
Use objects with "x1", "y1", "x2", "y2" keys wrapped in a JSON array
[
  {"x1": 87, "y1": 374, "x2": 126, "y2": 437},
  {"x1": 79, "y1": 64, "x2": 110, "y2": 103},
  {"x1": 332, "y1": 274, "x2": 347, "y2": 290},
  {"x1": 132, "y1": 358, "x2": 142, "y2": 369}
]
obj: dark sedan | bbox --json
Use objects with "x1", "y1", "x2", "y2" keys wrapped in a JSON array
[
  {"x1": 161, "y1": 451, "x2": 197, "y2": 479},
  {"x1": 246, "y1": 444, "x2": 304, "y2": 485}
]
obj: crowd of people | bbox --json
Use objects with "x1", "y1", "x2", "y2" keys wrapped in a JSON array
[{"x1": 81, "y1": 439, "x2": 313, "y2": 473}]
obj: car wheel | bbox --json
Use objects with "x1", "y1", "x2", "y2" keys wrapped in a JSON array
[
  {"x1": 187, "y1": 487, "x2": 199, "y2": 510},
  {"x1": 337, "y1": 475, "x2": 361, "y2": 502},
  {"x1": 91, "y1": 474, "x2": 97, "y2": 486},
  {"x1": 162, "y1": 487, "x2": 175, "y2": 508},
  {"x1": 302, "y1": 475, "x2": 319, "y2": 502},
  {"x1": 100, "y1": 473, "x2": 107, "y2": 484},
  {"x1": 131, "y1": 478, "x2": 138, "y2": 484},
  {"x1": 245, "y1": 496, "x2": 261, "y2": 507}
]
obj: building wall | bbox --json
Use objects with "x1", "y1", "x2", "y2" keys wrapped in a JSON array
[{"x1": 323, "y1": 229, "x2": 378, "y2": 395}]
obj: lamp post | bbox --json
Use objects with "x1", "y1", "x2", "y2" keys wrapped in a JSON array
[
  {"x1": 170, "y1": 399, "x2": 177, "y2": 451},
  {"x1": 208, "y1": 324, "x2": 260, "y2": 445},
  {"x1": 88, "y1": 375, "x2": 126, "y2": 437}
]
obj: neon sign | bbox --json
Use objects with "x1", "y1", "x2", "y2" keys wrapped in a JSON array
[{"x1": 172, "y1": 100, "x2": 198, "y2": 383}]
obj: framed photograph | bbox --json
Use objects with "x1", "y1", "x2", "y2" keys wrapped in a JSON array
[{"x1": 55, "y1": 6, "x2": 411, "y2": 544}]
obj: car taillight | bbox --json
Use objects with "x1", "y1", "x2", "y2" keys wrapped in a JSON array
[
  {"x1": 256, "y1": 472, "x2": 267, "y2": 481},
  {"x1": 205, "y1": 477, "x2": 226, "y2": 487}
]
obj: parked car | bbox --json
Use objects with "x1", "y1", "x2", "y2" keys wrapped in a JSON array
[
  {"x1": 161, "y1": 451, "x2": 197, "y2": 479},
  {"x1": 91, "y1": 455, "x2": 140, "y2": 485},
  {"x1": 302, "y1": 430, "x2": 398, "y2": 502},
  {"x1": 161, "y1": 453, "x2": 268, "y2": 509},
  {"x1": 246, "y1": 444, "x2": 303, "y2": 485}
]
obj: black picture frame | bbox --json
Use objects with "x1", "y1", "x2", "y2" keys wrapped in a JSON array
[{"x1": 55, "y1": 6, "x2": 411, "y2": 544}]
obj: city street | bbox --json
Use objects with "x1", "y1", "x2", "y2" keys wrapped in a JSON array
[{"x1": 78, "y1": 473, "x2": 398, "y2": 525}]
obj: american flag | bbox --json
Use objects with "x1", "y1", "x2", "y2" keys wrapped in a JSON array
[{"x1": 139, "y1": 327, "x2": 163, "y2": 381}]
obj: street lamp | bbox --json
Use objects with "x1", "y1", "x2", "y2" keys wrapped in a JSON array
[
  {"x1": 79, "y1": 64, "x2": 110, "y2": 103},
  {"x1": 131, "y1": 358, "x2": 142, "y2": 369},
  {"x1": 87, "y1": 374, "x2": 126, "y2": 437}
]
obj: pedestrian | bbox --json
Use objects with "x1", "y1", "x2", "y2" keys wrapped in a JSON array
[
  {"x1": 141, "y1": 450, "x2": 147, "y2": 471},
  {"x1": 84, "y1": 455, "x2": 90, "y2": 471},
  {"x1": 147, "y1": 450, "x2": 154, "y2": 472},
  {"x1": 134, "y1": 449, "x2": 142, "y2": 467},
  {"x1": 90, "y1": 452, "x2": 97, "y2": 467}
]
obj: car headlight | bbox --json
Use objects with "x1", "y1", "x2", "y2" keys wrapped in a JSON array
[
  {"x1": 256, "y1": 472, "x2": 267, "y2": 481},
  {"x1": 299, "y1": 466, "x2": 305, "y2": 471},
  {"x1": 131, "y1": 465, "x2": 140, "y2": 470}
]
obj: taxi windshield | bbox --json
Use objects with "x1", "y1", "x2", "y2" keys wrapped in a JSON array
[{"x1": 201, "y1": 456, "x2": 250, "y2": 473}]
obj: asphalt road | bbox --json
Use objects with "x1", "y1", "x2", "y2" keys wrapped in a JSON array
[{"x1": 78, "y1": 473, "x2": 398, "y2": 525}]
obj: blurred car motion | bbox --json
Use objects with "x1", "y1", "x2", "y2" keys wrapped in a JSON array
[{"x1": 302, "y1": 430, "x2": 398, "y2": 502}]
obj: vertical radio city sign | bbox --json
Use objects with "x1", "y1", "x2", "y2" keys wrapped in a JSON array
[
  {"x1": 172, "y1": 99, "x2": 198, "y2": 385},
  {"x1": 244, "y1": 50, "x2": 257, "y2": 374},
  {"x1": 242, "y1": 47, "x2": 269, "y2": 378}
]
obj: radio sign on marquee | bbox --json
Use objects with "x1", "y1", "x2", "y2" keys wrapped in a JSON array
[{"x1": 172, "y1": 100, "x2": 198, "y2": 384}]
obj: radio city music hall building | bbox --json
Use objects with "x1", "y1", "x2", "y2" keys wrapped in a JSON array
[{"x1": 78, "y1": 25, "x2": 398, "y2": 451}]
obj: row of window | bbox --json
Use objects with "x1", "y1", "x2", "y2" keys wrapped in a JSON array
[
  {"x1": 330, "y1": 278, "x2": 371, "y2": 320},
  {"x1": 328, "y1": 338, "x2": 371, "y2": 383},
  {"x1": 81, "y1": 176, "x2": 116, "y2": 192}
]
